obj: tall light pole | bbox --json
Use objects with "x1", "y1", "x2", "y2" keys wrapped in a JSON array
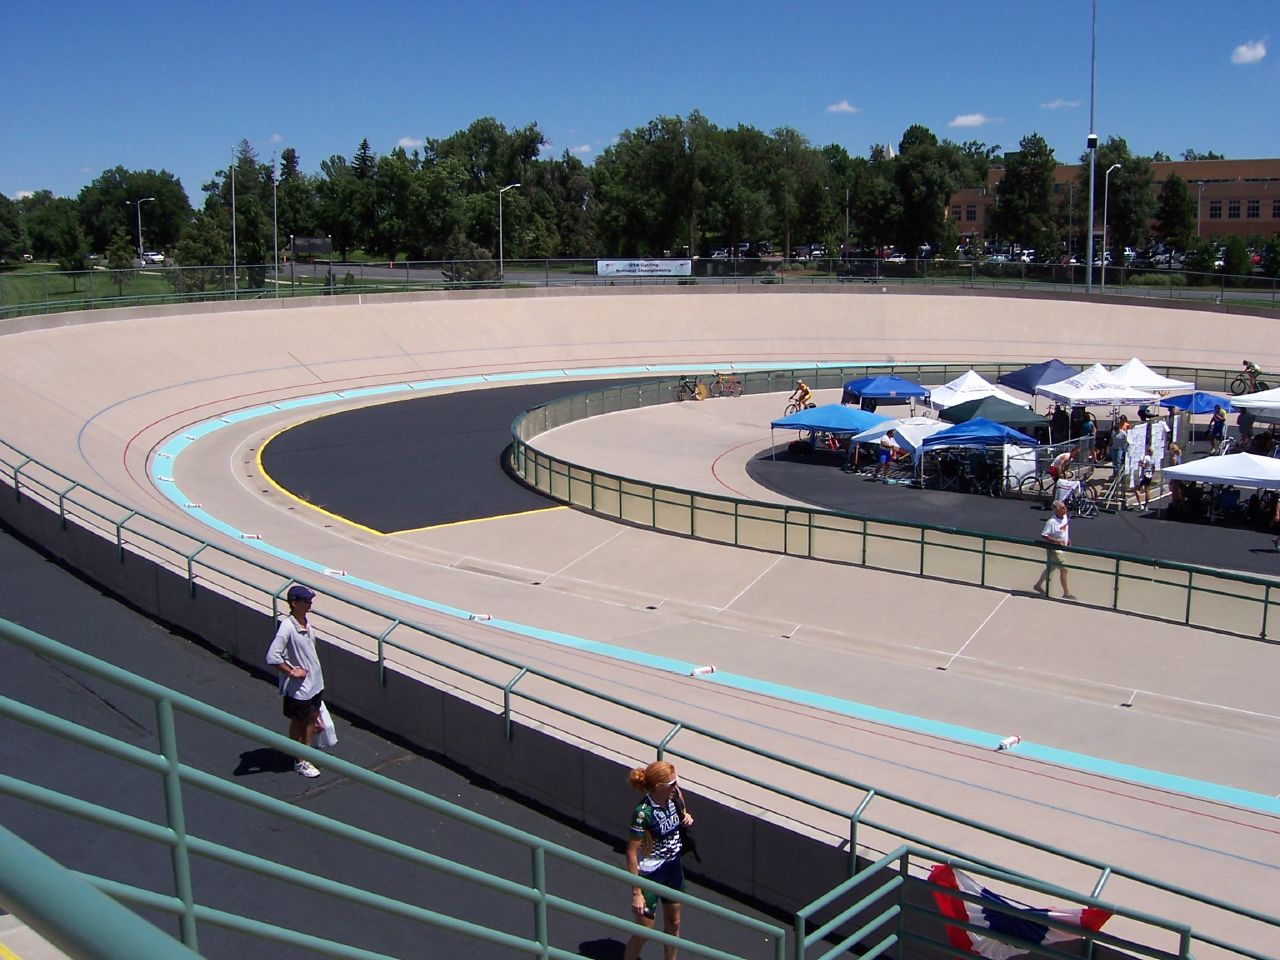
[
  {"x1": 1196, "y1": 180, "x2": 1206, "y2": 238},
  {"x1": 272, "y1": 151, "x2": 279, "y2": 298},
  {"x1": 1084, "y1": 0, "x2": 1098, "y2": 294},
  {"x1": 126, "y1": 197, "x2": 156, "y2": 258},
  {"x1": 1101, "y1": 163, "x2": 1121, "y2": 289},
  {"x1": 498, "y1": 182, "x2": 521, "y2": 279},
  {"x1": 230, "y1": 150, "x2": 238, "y2": 300}
]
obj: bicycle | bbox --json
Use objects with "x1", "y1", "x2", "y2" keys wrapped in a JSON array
[
  {"x1": 673, "y1": 376, "x2": 702, "y2": 402},
  {"x1": 1018, "y1": 471, "x2": 1054, "y2": 499},
  {"x1": 1063, "y1": 467, "x2": 1099, "y2": 518},
  {"x1": 708, "y1": 371, "x2": 742, "y2": 398},
  {"x1": 783, "y1": 399, "x2": 816, "y2": 416},
  {"x1": 1230, "y1": 373, "x2": 1271, "y2": 395}
]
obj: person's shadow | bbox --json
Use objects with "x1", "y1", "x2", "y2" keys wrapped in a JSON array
[
  {"x1": 577, "y1": 939, "x2": 624, "y2": 959},
  {"x1": 233, "y1": 747, "x2": 296, "y2": 776}
]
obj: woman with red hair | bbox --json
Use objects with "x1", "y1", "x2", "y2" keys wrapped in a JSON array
[{"x1": 624, "y1": 760, "x2": 694, "y2": 960}]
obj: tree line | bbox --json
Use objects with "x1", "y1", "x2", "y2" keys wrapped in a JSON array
[{"x1": 2, "y1": 112, "x2": 1276, "y2": 277}]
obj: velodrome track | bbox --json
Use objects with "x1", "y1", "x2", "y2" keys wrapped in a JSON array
[{"x1": 2, "y1": 286, "x2": 1278, "y2": 955}]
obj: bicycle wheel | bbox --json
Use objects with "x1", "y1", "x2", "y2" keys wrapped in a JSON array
[
  {"x1": 1019, "y1": 474, "x2": 1049, "y2": 498},
  {"x1": 709, "y1": 381, "x2": 724, "y2": 398},
  {"x1": 1230, "y1": 376, "x2": 1248, "y2": 396},
  {"x1": 784, "y1": 402, "x2": 802, "y2": 416},
  {"x1": 728, "y1": 379, "x2": 743, "y2": 397},
  {"x1": 674, "y1": 384, "x2": 690, "y2": 402},
  {"x1": 1256, "y1": 379, "x2": 1271, "y2": 393}
]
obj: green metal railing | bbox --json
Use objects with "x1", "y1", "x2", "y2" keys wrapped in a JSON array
[
  {"x1": 0, "y1": 616, "x2": 785, "y2": 960},
  {"x1": 510, "y1": 362, "x2": 1280, "y2": 642},
  {"x1": 1, "y1": 364, "x2": 1277, "y2": 958},
  {"x1": 794, "y1": 845, "x2": 1199, "y2": 960}
]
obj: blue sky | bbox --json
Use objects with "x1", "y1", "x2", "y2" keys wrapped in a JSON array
[{"x1": 5, "y1": 1, "x2": 1275, "y2": 202}]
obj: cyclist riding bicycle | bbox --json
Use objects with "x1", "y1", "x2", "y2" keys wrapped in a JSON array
[
  {"x1": 790, "y1": 379, "x2": 814, "y2": 408},
  {"x1": 1244, "y1": 359, "x2": 1261, "y2": 391}
]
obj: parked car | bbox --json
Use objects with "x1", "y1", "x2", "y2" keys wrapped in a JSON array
[
  {"x1": 792, "y1": 244, "x2": 812, "y2": 260},
  {"x1": 755, "y1": 240, "x2": 774, "y2": 255},
  {"x1": 142, "y1": 251, "x2": 166, "y2": 264},
  {"x1": 710, "y1": 248, "x2": 729, "y2": 259},
  {"x1": 885, "y1": 252, "x2": 907, "y2": 264},
  {"x1": 809, "y1": 245, "x2": 826, "y2": 259}
]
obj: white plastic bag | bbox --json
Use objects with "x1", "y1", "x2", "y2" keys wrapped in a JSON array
[{"x1": 316, "y1": 703, "x2": 338, "y2": 749}]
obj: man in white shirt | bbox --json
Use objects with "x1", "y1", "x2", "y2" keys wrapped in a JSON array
[
  {"x1": 265, "y1": 584, "x2": 327, "y2": 777},
  {"x1": 1032, "y1": 501, "x2": 1075, "y2": 600}
]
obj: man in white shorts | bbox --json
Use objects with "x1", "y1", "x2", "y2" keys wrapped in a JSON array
[{"x1": 1032, "y1": 501, "x2": 1075, "y2": 600}]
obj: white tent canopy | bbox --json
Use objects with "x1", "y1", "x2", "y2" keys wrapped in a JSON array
[
  {"x1": 848, "y1": 416, "x2": 949, "y2": 455},
  {"x1": 1108, "y1": 358, "x2": 1195, "y2": 395},
  {"x1": 1229, "y1": 386, "x2": 1280, "y2": 411},
  {"x1": 1035, "y1": 363, "x2": 1160, "y2": 407},
  {"x1": 926, "y1": 369, "x2": 1029, "y2": 410},
  {"x1": 1163, "y1": 452, "x2": 1280, "y2": 489}
]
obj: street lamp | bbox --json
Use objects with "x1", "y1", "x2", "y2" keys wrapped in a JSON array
[
  {"x1": 498, "y1": 182, "x2": 521, "y2": 279},
  {"x1": 1084, "y1": 0, "x2": 1098, "y2": 293},
  {"x1": 126, "y1": 197, "x2": 156, "y2": 258},
  {"x1": 1101, "y1": 163, "x2": 1121, "y2": 289},
  {"x1": 1196, "y1": 180, "x2": 1206, "y2": 238}
]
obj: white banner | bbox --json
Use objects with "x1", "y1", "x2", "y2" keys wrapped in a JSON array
[{"x1": 596, "y1": 259, "x2": 692, "y2": 277}]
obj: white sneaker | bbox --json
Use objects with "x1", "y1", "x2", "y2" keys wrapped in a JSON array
[{"x1": 295, "y1": 760, "x2": 320, "y2": 778}]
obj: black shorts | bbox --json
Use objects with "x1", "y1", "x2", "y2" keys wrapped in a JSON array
[
  {"x1": 638, "y1": 858, "x2": 685, "y2": 915},
  {"x1": 283, "y1": 691, "x2": 324, "y2": 721},
  {"x1": 1136, "y1": 476, "x2": 1152, "y2": 490}
]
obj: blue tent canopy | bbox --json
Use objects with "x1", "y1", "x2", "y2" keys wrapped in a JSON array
[
  {"x1": 920, "y1": 417, "x2": 1039, "y2": 448},
  {"x1": 996, "y1": 360, "x2": 1081, "y2": 395},
  {"x1": 1158, "y1": 392, "x2": 1234, "y2": 415},
  {"x1": 771, "y1": 403, "x2": 889, "y2": 434},
  {"x1": 840, "y1": 374, "x2": 930, "y2": 406}
]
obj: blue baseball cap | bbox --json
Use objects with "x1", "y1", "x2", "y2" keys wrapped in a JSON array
[{"x1": 286, "y1": 585, "x2": 315, "y2": 602}]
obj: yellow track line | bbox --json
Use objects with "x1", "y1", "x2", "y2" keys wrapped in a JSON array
[
  {"x1": 0, "y1": 941, "x2": 22, "y2": 960},
  {"x1": 387, "y1": 505, "x2": 565, "y2": 535}
]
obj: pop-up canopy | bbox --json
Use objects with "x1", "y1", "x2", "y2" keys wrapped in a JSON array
[
  {"x1": 996, "y1": 360, "x2": 1081, "y2": 396},
  {"x1": 1035, "y1": 363, "x2": 1159, "y2": 407},
  {"x1": 840, "y1": 374, "x2": 930, "y2": 406},
  {"x1": 1109, "y1": 358, "x2": 1195, "y2": 395},
  {"x1": 921, "y1": 417, "x2": 1039, "y2": 449},
  {"x1": 1163, "y1": 453, "x2": 1280, "y2": 489},
  {"x1": 927, "y1": 369, "x2": 1027, "y2": 410},
  {"x1": 770, "y1": 403, "x2": 889, "y2": 433}
]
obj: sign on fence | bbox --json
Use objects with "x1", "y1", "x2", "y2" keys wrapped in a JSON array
[
  {"x1": 291, "y1": 237, "x2": 333, "y2": 256},
  {"x1": 597, "y1": 259, "x2": 692, "y2": 277}
]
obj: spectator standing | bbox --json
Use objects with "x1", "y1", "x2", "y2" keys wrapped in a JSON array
[
  {"x1": 265, "y1": 584, "x2": 326, "y2": 778},
  {"x1": 1135, "y1": 446, "x2": 1155, "y2": 510},
  {"x1": 876, "y1": 429, "x2": 900, "y2": 482},
  {"x1": 1209, "y1": 405, "x2": 1227, "y2": 454},
  {"x1": 1032, "y1": 501, "x2": 1074, "y2": 600},
  {"x1": 1237, "y1": 408, "x2": 1256, "y2": 445},
  {"x1": 624, "y1": 760, "x2": 694, "y2": 960}
]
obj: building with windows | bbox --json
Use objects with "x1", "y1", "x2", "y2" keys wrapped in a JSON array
[{"x1": 949, "y1": 157, "x2": 1280, "y2": 252}]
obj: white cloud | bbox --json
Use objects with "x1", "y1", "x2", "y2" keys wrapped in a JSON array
[
  {"x1": 16, "y1": 189, "x2": 34, "y2": 199},
  {"x1": 826, "y1": 100, "x2": 861, "y2": 114},
  {"x1": 948, "y1": 113, "x2": 999, "y2": 128},
  {"x1": 1231, "y1": 38, "x2": 1267, "y2": 64},
  {"x1": 397, "y1": 136, "x2": 424, "y2": 148},
  {"x1": 270, "y1": 133, "x2": 283, "y2": 144},
  {"x1": 1040, "y1": 98, "x2": 1080, "y2": 110},
  {"x1": 569, "y1": 144, "x2": 592, "y2": 155}
]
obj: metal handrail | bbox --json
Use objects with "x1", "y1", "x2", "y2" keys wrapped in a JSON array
[{"x1": 0, "y1": 616, "x2": 785, "y2": 960}]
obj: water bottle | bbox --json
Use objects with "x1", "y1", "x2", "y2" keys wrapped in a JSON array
[
  {"x1": 689, "y1": 665, "x2": 717, "y2": 677},
  {"x1": 997, "y1": 735, "x2": 1021, "y2": 751}
]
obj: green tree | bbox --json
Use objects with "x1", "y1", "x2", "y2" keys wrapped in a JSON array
[
  {"x1": 1152, "y1": 172, "x2": 1196, "y2": 253},
  {"x1": 276, "y1": 147, "x2": 321, "y2": 245},
  {"x1": 1182, "y1": 148, "x2": 1225, "y2": 161},
  {"x1": 0, "y1": 192, "x2": 21, "y2": 261},
  {"x1": 1183, "y1": 236, "x2": 1217, "y2": 284},
  {"x1": 315, "y1": 154, "x2": 361, "y2": 259},
  {"x1": 990, "y1": 133, "x2": 1058, "y2": 257},
  {"x1": 894, "y1": 124, "x2": 961, "y2": 257},
  {"x1": 1222, "y1": 236, "x2": 1251, "y2": 280},
  {"x1": 1258, "y1": 235, "x2": 1280, "y2": 280},
  {"x1": 105, "y1": 230, "x2": 136, "y2": 295},
  {"x1": 1088, "y1": 138, "x2": 1154, "y2": 263},
  {"x1": 173, "y1": 211, "x2": 231, "y2": 294},
  {"x1": 77, "y1": 167, "x2": 190, "y2": 255}
]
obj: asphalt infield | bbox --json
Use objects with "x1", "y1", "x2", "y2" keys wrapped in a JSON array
[
  {"x1": 259, "y1": 379, "x2": 626, "y2": 534},
  {"x1": 746, "y1": 449, "x2": 1280, "y2": 576}
]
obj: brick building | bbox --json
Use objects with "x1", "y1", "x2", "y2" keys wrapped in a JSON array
[{"x1": 949, "y1": 157, "x2": 1280, "y2": 251}]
